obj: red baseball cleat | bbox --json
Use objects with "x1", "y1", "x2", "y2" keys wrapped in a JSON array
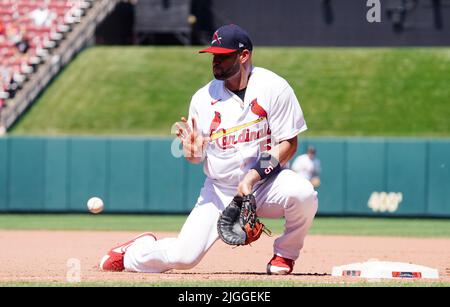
[
  {"x1": 99, "y1": 232, "x2": 157, "y2": 272},
  {"x1": 266, "y1": 255, "x2": 295, "y2": 275}
]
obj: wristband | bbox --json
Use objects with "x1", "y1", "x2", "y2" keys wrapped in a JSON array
[{"x1": 251, "y1": 152, "x2": 281, "y2": 180}]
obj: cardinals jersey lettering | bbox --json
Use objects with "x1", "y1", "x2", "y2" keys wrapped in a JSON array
[{"x1": 188, "y1": 67, "x2": 307, "y2": 188}]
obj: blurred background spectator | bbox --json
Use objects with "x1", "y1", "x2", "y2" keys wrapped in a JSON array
[{"x1": 291, "y1": 145, "x2": 321, "y2": 188}]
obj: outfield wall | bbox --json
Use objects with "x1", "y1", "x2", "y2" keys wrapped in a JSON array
[{"x1": 0, "y1": 137, "x2": 449, "y2": 217}]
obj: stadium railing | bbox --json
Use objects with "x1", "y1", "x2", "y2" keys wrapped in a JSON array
[{"x1": 0, "y1": 0, "x2": 120, "y2": 134}]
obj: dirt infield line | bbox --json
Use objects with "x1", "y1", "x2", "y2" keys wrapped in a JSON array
[{"x1": 1, "y1": 231, "x2": 448, "y2": 284}]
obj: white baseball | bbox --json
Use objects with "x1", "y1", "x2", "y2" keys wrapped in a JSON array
[{"x1": 87, "y1": 197, "x2": 104, "y2": 214}]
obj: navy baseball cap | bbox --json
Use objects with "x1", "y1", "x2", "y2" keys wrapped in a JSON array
[{"x1": 199, "y1": 24, "x2": 253, "y2": 54}]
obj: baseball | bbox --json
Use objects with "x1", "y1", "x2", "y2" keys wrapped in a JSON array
[{"x1": 87, "y1": 197, "x2": 104, "y2": 214}]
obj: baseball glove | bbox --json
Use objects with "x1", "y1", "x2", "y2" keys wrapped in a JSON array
[{"x1": 217, "y1": 194, "x2": 269, "y2": 246}]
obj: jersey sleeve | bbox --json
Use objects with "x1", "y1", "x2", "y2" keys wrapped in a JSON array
[
  {"x1": 269, "y1": 85, "x2": 307, "y2": 143},
  {"x1": 187, "y1": 95, "x2": 199, "y2": 124}
]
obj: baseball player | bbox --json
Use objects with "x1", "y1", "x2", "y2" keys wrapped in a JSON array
[
  {"x1": 291, "y1": 145, "x2": 322, "y2": 188},
  {"x1": 100, "y1": 24, "x2": 318, "y2": 275}
]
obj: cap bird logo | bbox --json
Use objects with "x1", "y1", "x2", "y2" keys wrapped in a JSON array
[{"x1": 211, "y1": 31, "x2": 222, "y2": 45}]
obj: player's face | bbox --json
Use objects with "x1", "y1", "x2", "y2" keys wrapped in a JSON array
[{"x1": 212, "y1": 51, "x2": 241, "y2": 80}]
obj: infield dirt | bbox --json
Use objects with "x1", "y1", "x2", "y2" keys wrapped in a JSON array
[{"x1": 1, "y1": 231, "x2": 449, "y2": 284}]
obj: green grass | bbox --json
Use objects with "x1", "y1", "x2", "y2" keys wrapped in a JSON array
[
  {"x1": 0, "y1": 214, "x2": 188, "y2": 232},
  {"x1": 10, "y1": 47, "x2": 450, "y2": 136},
  {"x1": 1, "y1": 280, "x2": 448, "y2": 287},
  {"x1": 0, "y1": 214, "x2": 448, "y2": 237}
]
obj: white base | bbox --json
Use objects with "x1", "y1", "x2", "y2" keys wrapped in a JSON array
[{"x1": 332, "y1": 260, "x2": 439, "y2": 279}]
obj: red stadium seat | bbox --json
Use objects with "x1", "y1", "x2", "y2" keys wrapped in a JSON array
[{"x1": 0, "y1": 0, "x2": 94, "y2": 109}]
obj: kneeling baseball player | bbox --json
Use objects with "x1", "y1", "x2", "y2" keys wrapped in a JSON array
[{"x1": 100, "y1": 24, "x2": 318, "y2": 275}]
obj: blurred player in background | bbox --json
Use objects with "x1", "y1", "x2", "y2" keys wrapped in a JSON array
[{"x1": 291, "y1": 145, "x2": 321, "y2": 188}]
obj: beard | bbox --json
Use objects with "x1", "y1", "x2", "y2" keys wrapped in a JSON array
[{"x1": 213, "y1": 62, "x2": 240, "y2": 80}]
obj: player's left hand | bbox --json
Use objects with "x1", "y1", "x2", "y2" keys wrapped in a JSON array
[{"x1": 237, "y1": 169, "x2": 261, "y2": 196}]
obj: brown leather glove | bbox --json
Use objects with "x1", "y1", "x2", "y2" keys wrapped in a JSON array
[{"x1": 217, "y1": 194, "x2": 269, "y2": 246}]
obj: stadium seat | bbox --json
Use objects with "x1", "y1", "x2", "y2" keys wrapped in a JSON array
[{"x1": 0, "y1": 0, "x2": 94, "y2": 110}]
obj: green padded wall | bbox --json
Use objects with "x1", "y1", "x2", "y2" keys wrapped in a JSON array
[
  {"x1": 108, "y1": 139, "x2": 147, "y2": 212},
  {"x1": 185, "y1": 162, "x2": 206, "y2": 211},
  {"x1": 386, "y1": 140, "x2": 427, "y2": 215},
  {"x1": 45, "y1": 138, "x2": 68, "y2": 211},
  {"x1": 69, "y1": 138, "x2": 108, "y2": 211},
  {"x1": 0, "y1": 138, "x2": 7, "y2": 211},
  {"x1": 0, "y1": 136, "x2": 448, "y2": 217},
  {"x1": 427, "y1": 140, "x2": 450, "y2": 216},
  {"x1": 148, "y1": 139, "x2": 185, "y2": 213},
  {"x1": 8, "y1": 138, "x2": 45, "y2": 211},
  {"x1": 345, "y1": 139, "x2": 385, "y2": 214},
  {"x1": 308, "y1": 139, "x2": 346, "y2": 214}
]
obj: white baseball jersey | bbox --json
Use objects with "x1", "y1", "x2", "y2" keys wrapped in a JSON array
[{"x1": 188, "y1": 67, "x2": 307, "y2": 188}]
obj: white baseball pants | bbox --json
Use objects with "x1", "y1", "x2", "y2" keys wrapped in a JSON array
[{"x1": 124, "y1": 169, "x2": 318, "y2": 273}]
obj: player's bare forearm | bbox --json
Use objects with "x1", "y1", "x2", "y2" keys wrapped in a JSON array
[
  {"x1": 237, "y1": 136, "x2": 298, "y2": 196},
  {"x1": 267, "y1": 136, "x2": 298, "y2": 166}
]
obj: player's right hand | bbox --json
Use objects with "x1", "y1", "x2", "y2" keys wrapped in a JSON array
[
  {"x1": 237, "y1": 169, "x2": 261, "y2": 196},
  {"x1": 176, "y1": 117, "x2": 210, "y2": 163}
]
